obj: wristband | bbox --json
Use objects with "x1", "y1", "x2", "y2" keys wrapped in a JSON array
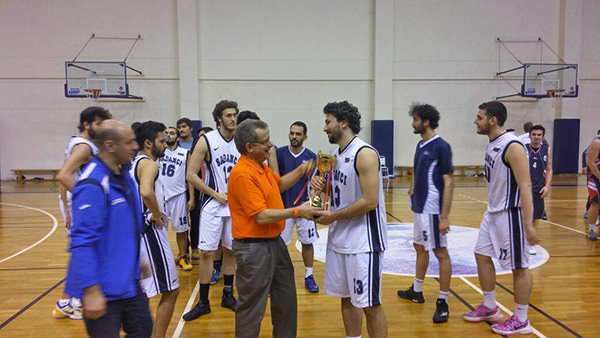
[{"x1": 293, "y1": 207, "x2": 299, "y2": 217}]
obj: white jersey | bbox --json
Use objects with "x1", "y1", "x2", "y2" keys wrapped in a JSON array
[
  {"x1": 157, "y1": 146, "x2": 189, "y2": 200},
  {"x1": 59, "y1": 136, "x2": 99, "y2": 203},
  {"x1": 328, "y1": 137, "x2": 388, "y2": 254},
  {"x1": 129, "y1": 155, "x2": 166, "y2": 218},
  {"x1": 484, "y1": 132, "x2": 525, "y2": 213},
  {"x1": 201, "y1": 130, "x2": 240, "y2": 216}
]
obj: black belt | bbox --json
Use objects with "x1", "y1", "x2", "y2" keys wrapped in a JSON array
[{"x1": 235, "y1": 236, "x2": 279, "y2": 243}]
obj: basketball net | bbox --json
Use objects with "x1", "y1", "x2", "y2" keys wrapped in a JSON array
[
  {"x1": 84, "y1": 88, "x2": 102, "y2": 100},
  {"x1": 547, "y1": 89, "x2": 565, "y2": 108}
]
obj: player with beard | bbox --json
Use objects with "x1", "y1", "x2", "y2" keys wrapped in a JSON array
[
  {"x1": 276, "y1": 121, "x2": 319, "y2": 292},
  {"x1": 130, "y1": 121, "x2": 180, "y2": 338},
  {"x1": 53, "y1": 106, "x2": 112, "y2": 320},
  {"x1": 158, "y1": 127, "x2": 195, "y2": 270},
  {"x1": 184, "y1": 100, "x2": 239, "y2": 321},
  {"x1": 312, "y1": 101, "x2": 388, "y2": 338},
  {"x1": 397, "y1": 103, "x2": 454, "y2": 324},
  {"x1": 463, "y1": 101, "x2": 539, "y2": 336}
]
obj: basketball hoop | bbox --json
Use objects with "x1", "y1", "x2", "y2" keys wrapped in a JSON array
[
  {"x1": 84, "y1": 88, "x2": 102, "y2": 100},
  {"x1": 547, "y1": 89, "x2": 565, "y2": 108}
]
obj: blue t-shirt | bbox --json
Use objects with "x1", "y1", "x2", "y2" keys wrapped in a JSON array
[
  {"x1": 179, "y1": 138, "x2": 194, "y2": 150},
  {"x1": 276, "y1": 146, "x2": 317, "y2": 208},
  {"x1": 411, "y1": 135, "x2": 453, "y2": 214}
]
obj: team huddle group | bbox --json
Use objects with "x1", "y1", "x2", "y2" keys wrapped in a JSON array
[{"x1": 47, "y1": 98, "x2": 600, "y2": 338}]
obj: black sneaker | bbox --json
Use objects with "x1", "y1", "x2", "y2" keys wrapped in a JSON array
[
  {"x1": 182, "y1": 300, "x2": 211, "y2": 321},
  {"x1": 397, "y1": 284, "x2": 424, "y2": 303},
  {"x1": 221, "y1": 290, "x2": 237, "y2": 311},
  {"x1": 433, "y1": 298, "x2": 449, "y2": 323}
]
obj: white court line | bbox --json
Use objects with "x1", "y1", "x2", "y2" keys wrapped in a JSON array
[
  {"x1": 457, "y1": 193, "x2": 586, "y2": 236},
  {"x1": 0, "y1": 202, "x2": 59, "y2": 264},
  {"x1": 540, "y1": 219, "x2": 586, "y2": 235},
  {"x1": 458, "y1": 276, "x2": 547, "y2": 338},
  {"x1": 172, "y1": 281, "x2": 199, "y2": 338}
]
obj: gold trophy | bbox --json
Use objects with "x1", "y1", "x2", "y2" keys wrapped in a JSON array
[{"x1": 310, "y1": 152, "x2": 337, "y2": 208}]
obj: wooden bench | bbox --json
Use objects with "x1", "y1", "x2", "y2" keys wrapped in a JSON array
[
  {"x1": 394, "y1": 165, "x2": 484, "y2": 177},
  {"x1": 12, "y1": 169, "x2": 59, "y2": 183}
]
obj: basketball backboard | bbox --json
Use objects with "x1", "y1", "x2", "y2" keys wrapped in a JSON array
[
  {"x1": 64, "y1": 61, "x2": 140, "y2": 99},
  {"x1": 522, "y1": 63, "x2": 578, "y2": 98}
]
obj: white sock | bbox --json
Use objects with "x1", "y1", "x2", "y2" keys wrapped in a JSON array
[
  {"x1": 58, "y1": 298, "x2": 70, "y2": 306},
  {"x1": 514, "y1": 303, "x2": 529, "y2": 322},
  {"x1": 438, "y1": 291, "x2": 449, "y2": 301},
  {"x1": 70, "y1": 297, "x2": 82, "y2": 307},
  {"x1": 305, "y1": 267, "x2": 313, "y2": 278},
  {"x1": 482, "y1": 290, "x2": 496, "y2": 309},
  {"x1": 413, "y1": 278, "x2": 424, "y2": 292}
]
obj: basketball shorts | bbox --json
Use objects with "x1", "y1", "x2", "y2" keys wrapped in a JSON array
[
  {"x1": 198, "y1": 211, "x2": 232, "y2": 251},
  {"x1": 413, "y1": 213, "x2": 447, "y2": 251},
  {"x1": 531, "y1": 189, "x2": 545, "y2": 220},
  {"x1": 140, "y1": 224, "x2": 179, "y2": 298},
  {"x1": 281, "y1": 217, "x2": 319, "y2": 245},
  {"x1": 164, "y1": 193, "x2": 189, "y2": 233},
  {"x1": 588, "y1": 174, "x2": 599, "y2": 203},
  {"x1": 474, "y1": 208, "x2": 529, "y2": 270},
  {"x1": 324, "y1": 249, "x2": 384, "y2": 308}
]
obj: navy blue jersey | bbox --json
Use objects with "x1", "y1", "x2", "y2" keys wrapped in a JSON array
[
  {"x1": 276, "y1": 146, "x2": 317, "y2": 208},
  {"x1": 527, "y1": 144, "x2": 549, "y2": 190},
  {"x1": 412, "y1": 135, "x2": 453, "y2": 214}
]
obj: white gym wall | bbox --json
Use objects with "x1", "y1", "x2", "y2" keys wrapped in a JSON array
[{"x1": 0, "y1": 0, "x2": 597, "y2": 179}]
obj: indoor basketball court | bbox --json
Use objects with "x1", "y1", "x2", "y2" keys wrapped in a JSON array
[{"x1": 1, "y1": 1, "x2": 598, "y2": 337}]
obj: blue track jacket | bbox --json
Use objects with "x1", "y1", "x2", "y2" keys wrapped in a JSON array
[{"x1": 65, "y1": 156, "x2": 144, "y2": 301}]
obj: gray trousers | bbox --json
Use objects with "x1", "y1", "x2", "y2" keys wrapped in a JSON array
[{"x1": 233, "y1": 237, "x2": 297, "y2": 338}]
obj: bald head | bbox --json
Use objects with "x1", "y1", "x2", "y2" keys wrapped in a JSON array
[
  {"x1": 96, "y1": 120, "x2": 129, "y2": 148},
  {"x1": 95, "y1": 120, "x2": 139, "y2": 165}
]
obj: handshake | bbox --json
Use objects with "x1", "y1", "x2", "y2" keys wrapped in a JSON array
[{"x1": 293, "y1": 175, "x2": 336, "y2": 225}]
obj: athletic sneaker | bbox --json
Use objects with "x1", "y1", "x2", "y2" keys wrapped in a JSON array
[
  {"x1": 221, "y1": 290, "x2": 237, "y2": 311},
  {"x1": 305, "y1": 275, "x2": 319, "y2": 293},
  {"x1": 177, "y1": 255, "x2": 192, "y2": 271},
  {"x1": 491, "y1": 315, "x2": 533, "y2": 335},
  {"x1": 183, "y1": 300, "x2": 211, "y2": 321},
  {"x1": 397, "y1": 284, "x2": 425, "y2": 303},
  {"x1": 588, "y1": 229, "x2": 598, "y2": 241},
  {"x1": 433, "y1": 298, "x2": 449, "y2": 323},
  {"x1": 463, "y1": 303, "x2": 503, "y2": 322},
  {"x1": 52, "y1": 299, "x2": 83, "y2": 320},
  {"x1": 210, "y1": 268, "x2": 221, "y2": 285}
]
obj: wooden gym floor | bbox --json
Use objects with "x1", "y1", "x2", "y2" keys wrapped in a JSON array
[{"x1": 0, "y1": 175, "x2": 596, "y2": 337}]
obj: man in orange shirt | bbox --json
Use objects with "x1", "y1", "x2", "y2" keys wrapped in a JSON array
[{"x1": 228, "y1": 119, "x2": 316, "y2": 338}]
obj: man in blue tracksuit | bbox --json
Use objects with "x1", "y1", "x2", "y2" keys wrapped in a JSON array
[{"x1": 65, "y1": 119, "x2": 153, "y2": 338}]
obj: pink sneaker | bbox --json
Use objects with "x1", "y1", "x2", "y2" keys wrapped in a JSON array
[
  {"x1": 491, "y1": 315, "x2": 532, "y2": 335},
  {"x1": 463, "y1": 303, "x2": 504, "y2": 322}
]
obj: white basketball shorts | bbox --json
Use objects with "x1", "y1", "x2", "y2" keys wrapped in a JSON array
[
  {"x1": 324, "y1": 249, "x2": 384, "y2": 308},
  {"x1": 474, "y1": 208, "x2": 530, "y2": 270},
  {"x1": 140, "y1": 224, "x2": 179, "y2": 298},
  {"x1": 281, "y1": 217, "x2": 319, "y2": 245},
  {"x1": 413, "y1": 213, "x2": 447, "y2": 251},
  {"x1": 164, "y1": 193, "x2": 189, "y2": 233},
  {"x1": 198, "y1": 211, "x2": 232, "y2": 251}
]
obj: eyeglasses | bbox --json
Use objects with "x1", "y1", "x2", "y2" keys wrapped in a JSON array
[{"x1": 250, "y1": 140, "x2": 272, "y2": 148}]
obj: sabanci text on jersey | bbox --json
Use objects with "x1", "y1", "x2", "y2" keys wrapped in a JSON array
[{"x1": 215, "y1": 154, "x2": 238, "y2": 167}]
